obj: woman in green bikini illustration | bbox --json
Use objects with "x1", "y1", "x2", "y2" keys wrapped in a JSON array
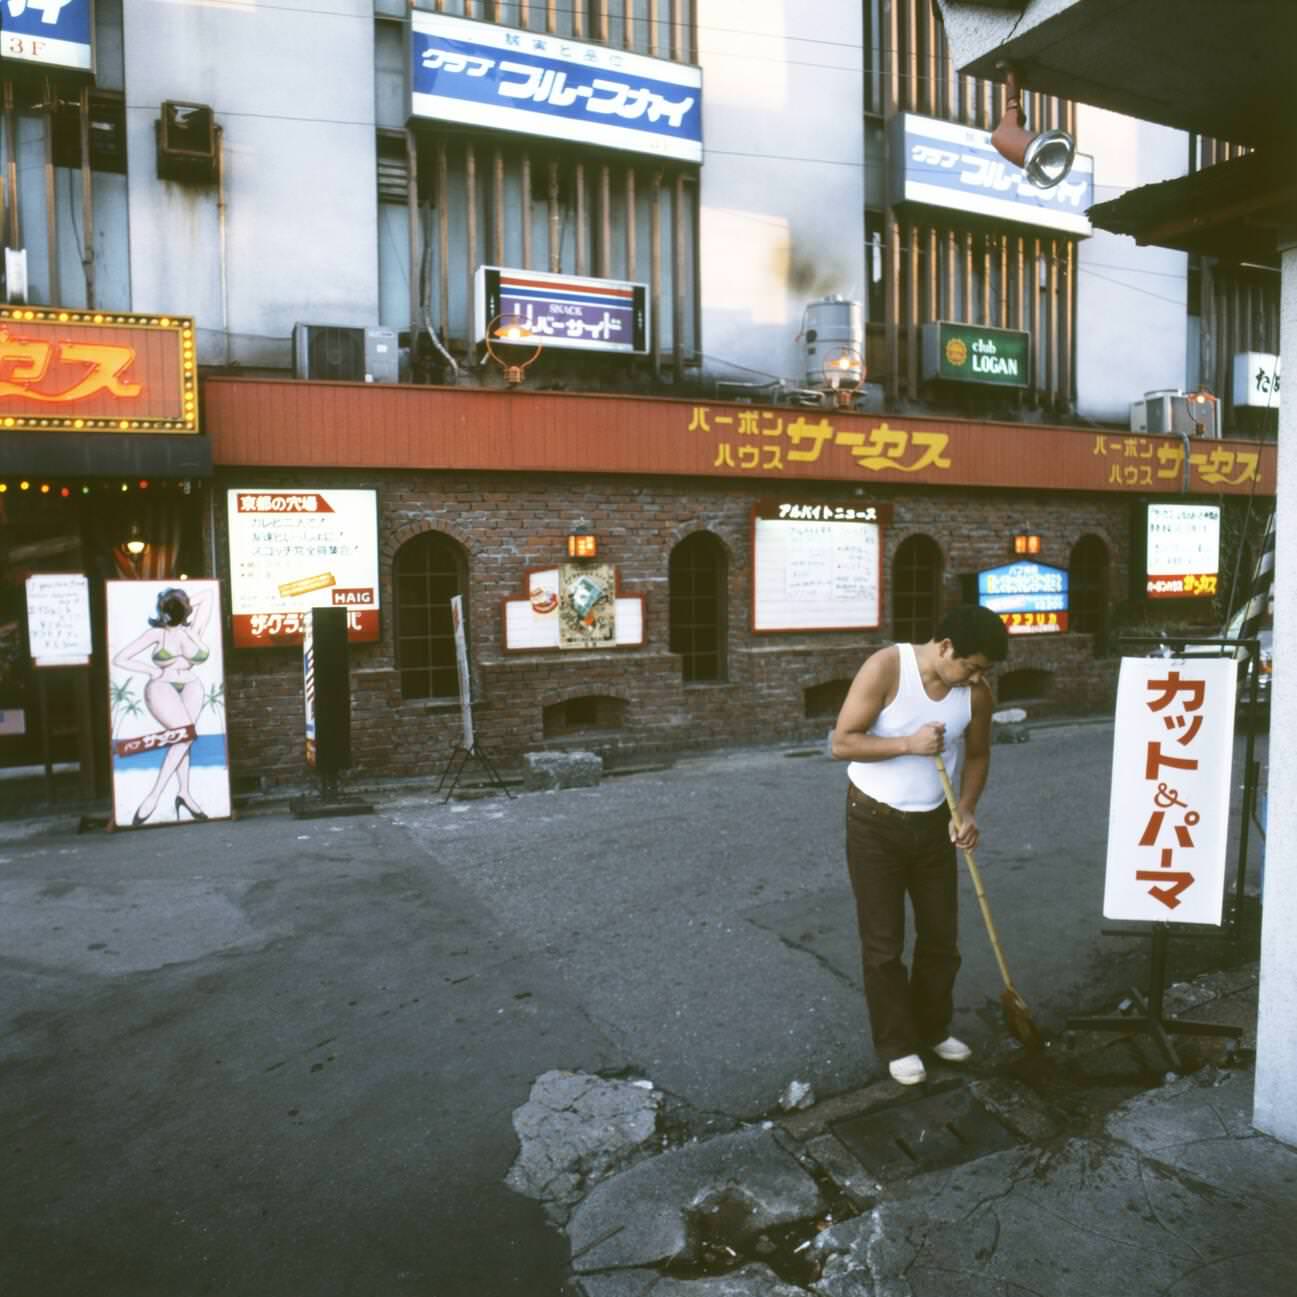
[{"x1": 112, "y1": 586, "x2": 213, "y2": 825}]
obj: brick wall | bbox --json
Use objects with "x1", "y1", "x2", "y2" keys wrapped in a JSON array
[{"x1": 216, "y1": 468, "x2": 1130, "y2": 786}]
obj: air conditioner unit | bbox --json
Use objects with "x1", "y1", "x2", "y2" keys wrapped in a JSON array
[
  {"x1": 294, "y1": 325, "x2": 400, "y2": 383},
  {"x1": 1129, "y1": 389, "x2": 1218, "y2": 439},
  {"x1": 156, "y1": 101, "x2": 218, "y2": 184},
  {"x1": 364, "y1": 327, "x2": 399, "y2": 384}
]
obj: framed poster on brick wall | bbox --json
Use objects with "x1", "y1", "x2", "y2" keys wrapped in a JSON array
[
  {"x1": 751, "y1": 500, "x2": 891, "y2": 633},
  {"x1": 226, "y1": 489, "x2": 380, "y2": 647}
]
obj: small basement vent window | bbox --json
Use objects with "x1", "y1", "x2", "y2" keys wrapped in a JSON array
[
  {"x1": 804, "y1": 679, "x2": 851, "y2": 719},
  {"x1": 543, "y1": 695, "x2": 626, "y2": 738},
  {"x1": 996, "y1": 668, "x2": 1054, "y2": 704}
]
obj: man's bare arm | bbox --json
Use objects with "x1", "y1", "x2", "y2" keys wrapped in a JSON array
[
  {"x1": 831, "y1": 647, "x2": 946, "y2": 762},
  {"x1": 951, "y1": 682, "x2": 993, "y2": 847}
]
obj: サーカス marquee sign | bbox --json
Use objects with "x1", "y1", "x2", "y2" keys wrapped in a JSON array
[{"x1": 0, "y1": 307, "x2": 198, "y2": 435}]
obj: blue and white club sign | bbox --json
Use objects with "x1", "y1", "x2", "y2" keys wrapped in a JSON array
[
  {"x1": 475, "y1": 266, "x2": 648, "y2": 355},
  {"x1": 888, "y1": 112, "x2": 1093, "y2": 238},
  {"x1": 410, "y1": 12, "x2": 702, "y2": 164},
  {"x1": 978, "y1": 561, "x2": 1069, "y2": 636},
  {"x1": 1, "y1": 0, "x2": 94, "y2": 72}
]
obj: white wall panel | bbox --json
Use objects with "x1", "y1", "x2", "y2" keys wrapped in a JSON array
[
  {"x1": 122, "y1": 0, "x2": 379, "y2": 366},
  {"x1": 1075, "y1": 105, "x2": 1189, "y2": 421},
  {"x1": 696, "y1": 1, "x2": 865, "y2": 387}
]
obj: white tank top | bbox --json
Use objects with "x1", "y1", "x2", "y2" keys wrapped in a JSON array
[{"x1": 847, "y1": 643, "x2": 972, "y2": 812}]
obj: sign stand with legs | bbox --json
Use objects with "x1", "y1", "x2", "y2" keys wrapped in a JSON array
[
  {"x1": 1066, "y1": 923, "x2": 1242, "y2": 1072},
  {"x1": 436, "y1": 595, "x2": 513, "y2": 803},
  {"x1": 1067, "y1": 634, "x2": 1258, "y2": 1070}
]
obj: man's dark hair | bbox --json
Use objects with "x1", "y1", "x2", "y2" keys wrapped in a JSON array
[{"x1": 934, "y1": 604, "x2": 1009, "y2": 661}]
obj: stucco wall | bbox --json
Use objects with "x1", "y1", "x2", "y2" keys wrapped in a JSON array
[
  {"x1": 121, "y1": 0, "x2": 380, "y2": 368},
  {"x1": 1074, "y1": 105, "x2": 1189, "y2": 422},
  {"x1": 696, "y1": 1, "x2": 866, "y2": 389}
]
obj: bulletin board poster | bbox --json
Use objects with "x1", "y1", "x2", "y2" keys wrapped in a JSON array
[
  {"x1": 502, "y1": 567, "x2": 645, "y2": 651},
  {"x1": 105, "y1": 580, "x2": 231, "y2": 830},
  {"x1": 559, "y1": 563, "x2": 617, "y2": 648},
  {"x1": 226, "y1": 489, "x2": 380, "y2": 647},
  {"x1": 25, "y1": 573, "x2": 92, "y2": 667},
  {"x1": 751, "y1": 500, "x2": 889, "y2": 632},
  {"x1": 1103, "y1": 656, "x2": 1235, "y2": 925}
]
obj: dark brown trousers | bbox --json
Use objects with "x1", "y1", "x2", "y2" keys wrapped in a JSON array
[{"x1": 845, "y1": 783, "x2": 961, "y2": 1062}]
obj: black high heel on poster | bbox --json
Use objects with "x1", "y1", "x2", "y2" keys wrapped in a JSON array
[
  {"x1": 132, "y1": 805, "x2": 150, "y2": 827},
  {"x1": 175, "y1": 796, "x2": 208, "y2": 822}
]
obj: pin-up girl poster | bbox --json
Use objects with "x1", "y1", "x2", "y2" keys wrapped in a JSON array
[{"x1": 106, "y1": 580, "x2": 231, "y2": 828}]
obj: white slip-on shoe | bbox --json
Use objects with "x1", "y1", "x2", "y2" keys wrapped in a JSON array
[
  {"x1": 888, "y1": 1054, "x2": 926, "y2": 1086},
  {"x1": 932, "y1": 1036, "x2": 973, "y2": 1063}
]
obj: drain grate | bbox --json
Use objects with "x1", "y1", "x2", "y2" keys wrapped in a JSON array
[{"x1": 830, "y1": 1086, "x2": 1022, "y2": 1181}]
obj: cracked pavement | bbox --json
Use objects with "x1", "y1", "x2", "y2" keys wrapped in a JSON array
[{"x1": 0, "y1": 726, "x2": 1282, "y2": 1295}]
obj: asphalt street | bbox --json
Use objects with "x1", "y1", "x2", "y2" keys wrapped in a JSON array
[{"x1": 0, "y1": 720, "x2": 1267, "y2": 1296}]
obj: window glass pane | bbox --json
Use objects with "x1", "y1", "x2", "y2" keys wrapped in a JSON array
[{"x1": 394, "y1": 532, "x2": 466, "y2": 699}]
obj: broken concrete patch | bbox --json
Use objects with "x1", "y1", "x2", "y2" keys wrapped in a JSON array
[
  {"x1": 800, "y1": 1133, "x2": 881, "y2": 1210},
  {"x1": 779, "y1": 1079, "x2": 815, "y2": 1112},
  {"x1": 968, "y1": 1075, "x2": 1062, "y2": 1142},
  {"x1": 567, "y1": 1127, "x2": 826, "y2": 1274},
  {"x1": 574, "y1": 1264, "x2": 809, "y2": 1296},
  {"x1": 506, "y1": 1070, "x2": 662, "y2": 1224}
]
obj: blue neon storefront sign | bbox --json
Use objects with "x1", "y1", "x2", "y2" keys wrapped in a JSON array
[
  {"x1": 978, "y1": 561, "x2": 1070, "y2": 635},
  {"x1": 410, "y1": 11, "x2": 702, "y2": 164},
  {"x1": 888, "y1": 112, "x2": 1093, "y2": 237},
  {"x1": 1, "y1": 0, "x2": 94, "y2": 73}
]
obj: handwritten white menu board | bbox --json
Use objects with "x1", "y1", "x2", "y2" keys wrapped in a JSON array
[
  {"x1": 753, "y1": 507, "x2": 882, "y2": 632},
  {"x1": 25, "y1": 574, "x2": 93, "y2": 667}
]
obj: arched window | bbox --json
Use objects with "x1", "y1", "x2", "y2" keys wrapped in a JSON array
[
  {"x1": 669, "y1": 532, "x2": 727, "y2": 683},
  {"x1": 892, "y1": 535, "x2": 943, "y2": 643},
  {"x1": 1069, "y1": 535, "x2": 1109, "y2": 648},
  {"x1": 393, "y1": 532, "x2": 467, "y2": 700}
]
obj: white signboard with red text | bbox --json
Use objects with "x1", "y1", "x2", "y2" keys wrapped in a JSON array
[
  {"x1": 227, "y1": 489, "x2": 380, "y2": 647},
  {"x1": 1103, "y1": 657, "x2": 1237, "y2": 925}
]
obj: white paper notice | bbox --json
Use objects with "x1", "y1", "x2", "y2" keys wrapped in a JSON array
[{"x1": 26, "y1": 574, "x2": 92, "y2": 667}]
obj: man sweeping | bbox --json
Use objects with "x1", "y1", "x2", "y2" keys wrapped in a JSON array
[{"x1": 831, "y1": 606, "x2": 1009, "y2": 1086}]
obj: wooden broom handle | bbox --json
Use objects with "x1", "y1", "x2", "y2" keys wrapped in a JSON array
[{"x1": 933, "y1": 754, "x2": 1014, "y2": 992}]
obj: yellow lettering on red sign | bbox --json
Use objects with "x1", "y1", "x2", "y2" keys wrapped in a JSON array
[
  {"x1": 0, "y1": 327, "x2": 142, "y2": 403},
  {"x1": 693, "y1": 406, "x2": 953, "y2": 477}
]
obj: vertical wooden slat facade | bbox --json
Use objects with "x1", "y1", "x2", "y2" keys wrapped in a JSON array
[{"x1": 879, "y1": 1, "x2": 1078, "y2": 411}]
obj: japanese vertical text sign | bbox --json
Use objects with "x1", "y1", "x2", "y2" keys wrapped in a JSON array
[
  {"x1": 226, "y1": 489, "x2": 380, "y2": 647},
  {"x1": 1103, "y1": 657, "x2": 1237, "y2": 925},
  {"x1": 410, "y1": 11, "x2": 702, "y2": 163},
  {"x1": 450, "y1": 595, "x2": 473, "y2": 750},
  {"x1": 0, "y1": 307, "x2": 198, "y2": 433},
  {"x1": 0, "y1": 0, "x2": 94, "y2": 73}
]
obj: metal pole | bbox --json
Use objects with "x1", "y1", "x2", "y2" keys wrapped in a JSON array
[
  {"x1": 43, "y1": 78, "x2": 59, "y2": 305},
  {"x1": 79, "y1": 88, "x2": 95, "y2": 308},
  {"x1": 2, "y1": 81, "x2": 20, "y2": 248}
]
